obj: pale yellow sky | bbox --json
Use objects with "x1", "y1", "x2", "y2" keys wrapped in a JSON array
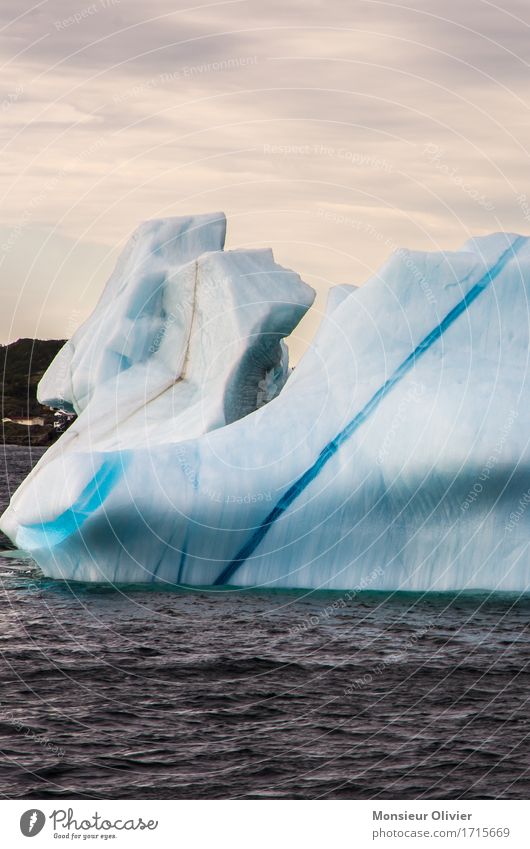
[{"x1": 1, "y1": 0, "x2": 530, "y2": 360}]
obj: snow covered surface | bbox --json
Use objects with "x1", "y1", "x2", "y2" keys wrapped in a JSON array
[{"x1": 2, "y1": 220, "x2": 530, "y2": 592}]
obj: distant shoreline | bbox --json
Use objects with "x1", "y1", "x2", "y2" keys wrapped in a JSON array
[{"x1": 1, "y1": 337, "x2": 66, "y2": 446}]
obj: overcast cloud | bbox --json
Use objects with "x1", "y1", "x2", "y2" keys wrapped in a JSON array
[{"x1": 1, "y1": 0, "x2": 529, "y2": 357}]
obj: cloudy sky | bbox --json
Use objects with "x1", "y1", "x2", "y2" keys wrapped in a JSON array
[{"x1": 1, "y1": 0, "x2": 529, "y2": 357}]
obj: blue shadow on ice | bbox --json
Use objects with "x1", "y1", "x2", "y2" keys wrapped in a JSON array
[{"x1": 17, "y1": 454, "x2": 127, "y2": 550}]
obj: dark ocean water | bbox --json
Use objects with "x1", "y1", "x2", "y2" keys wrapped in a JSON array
[{"x1": 0, "y1": 445, "x2": 528, "y2": 800}]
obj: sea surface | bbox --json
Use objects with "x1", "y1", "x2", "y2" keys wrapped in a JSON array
[{"x1": 0, "y1": 445, "x2": 528, "y2": 799}]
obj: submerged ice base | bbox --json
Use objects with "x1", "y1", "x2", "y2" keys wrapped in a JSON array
[{"x1": 2, "y1": 217, "x2": 530, "y2": 592}]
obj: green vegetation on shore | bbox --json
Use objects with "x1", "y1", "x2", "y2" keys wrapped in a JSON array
[{"x1": 1, "y1": 338, "x2": 66, "y2": 445}]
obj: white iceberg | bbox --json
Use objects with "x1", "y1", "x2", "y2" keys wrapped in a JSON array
[{"x1": 2, "y1": 218, "x2": 530, "y2": 593}]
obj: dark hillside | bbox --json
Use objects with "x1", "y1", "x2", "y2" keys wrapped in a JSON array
[{"x1": 0, "y1": 338, "x2": 67, "y2": 444}]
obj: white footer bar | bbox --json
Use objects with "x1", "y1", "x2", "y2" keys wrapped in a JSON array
[{"x1": 1, "y1": 799, "x2": 527, "y2": 848}]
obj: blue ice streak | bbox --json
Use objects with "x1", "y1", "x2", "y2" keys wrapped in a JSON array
[{"x1": 214, "y1": 236, "x2": 525, "y2": 585}]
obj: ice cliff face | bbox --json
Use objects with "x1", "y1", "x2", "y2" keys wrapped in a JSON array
[
  {"x1": 2, "y1": 219, "x2": 530, "y2": 592},
  {"x1": 37, "y1": 213, "x2": 312, "y2": 450}
]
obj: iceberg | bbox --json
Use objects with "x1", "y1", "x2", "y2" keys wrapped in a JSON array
[{"x1": 2, "y1": 217, "x2": 530, "y2": 593}]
